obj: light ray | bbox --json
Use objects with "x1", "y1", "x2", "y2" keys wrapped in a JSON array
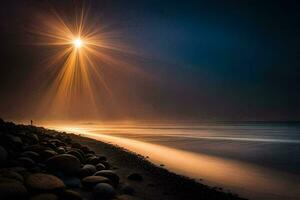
[{"x1": 31, "y1": 6, "x2": 131, "y2": 119}]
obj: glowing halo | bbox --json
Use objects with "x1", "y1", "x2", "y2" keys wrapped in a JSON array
[
  {"x1": 73, "y1": 38, "x2": 83, "y2": 48},
  {"x1": 30, "y1": 6, "x2": 137, "y2": 119}
]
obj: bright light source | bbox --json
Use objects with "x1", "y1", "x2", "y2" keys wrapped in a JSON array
[{"x1": 73, "y1": 38, "x2": 83, "y2": 48}]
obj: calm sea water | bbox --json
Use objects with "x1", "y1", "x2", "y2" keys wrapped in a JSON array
[{"x1": 48, "y1": 122, "x2": 300, "y2": 200}]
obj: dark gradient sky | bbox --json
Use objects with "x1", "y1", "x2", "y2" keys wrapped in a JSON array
[{"x1": 0, "y1": 0, "x2": 299, "y2": 121}]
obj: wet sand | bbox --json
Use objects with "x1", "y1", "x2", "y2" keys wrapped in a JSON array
[
  {"x1": 69, "y1": 133, "x2": 246, "y2": 200},
  {"x1": 73, "y1": 131, "x2": 300, "y2": 200}
]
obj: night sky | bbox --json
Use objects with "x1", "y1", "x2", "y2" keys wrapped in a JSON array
[{"x1": 0, "y1": 0, "x2": 299, "y2": 121}]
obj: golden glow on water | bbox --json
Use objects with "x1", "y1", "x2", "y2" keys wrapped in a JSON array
[{"x1": 45, "y1": 123, "x2": 300, "y2": 200}]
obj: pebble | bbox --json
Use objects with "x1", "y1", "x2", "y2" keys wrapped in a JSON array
[
  {"x1": 26, "y1": 173, "x2": 65, "y2": 191},
  {"x1": 82, "y1": 175, "x2": 111, "y2": 188},
  {"x1": 0, "y1": 169, "x2": 24, "y2": 183},
  {"x1": 94, "y1": 170, "x2": 120, "y2": 186},
  {"x1": 67, "y1": 150, "x2": 85, "y2": 163},
  {"x1": 46, "y1": 154, "x2": 81, "y2": 174},
  {"x1": 80, "y1": 164, "x2": 97, "y2": 178},
  {"x1": 96, "y1": 163, "x2": 106, "y2": 171},
  {"x1": 40, "y1": 150, "x2": 58, "y2": 160},
  {"x1": 20, "y1": 151, "x2": 40, "y2": 162},
  {"x1": 86, "y1": 156, "x2": 101, "y2": 165},
  {"x1": 93, "y1": 183, "x2": 115, "y2": 199},
  {"x1": 17, "y1": 157, "x2": 35, "y2": 168}
]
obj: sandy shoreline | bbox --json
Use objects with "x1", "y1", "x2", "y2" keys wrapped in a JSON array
[
  {"x1": 0, "y1": 119, "x2": 246, "y2": 200},
  {"x1": 69, "y1": 134, "x2": 246, "y2": 200}
]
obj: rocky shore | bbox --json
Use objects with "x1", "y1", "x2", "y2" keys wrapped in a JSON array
[{"x1": 0, "y1": 119, "x2": 246, "y2": 200}]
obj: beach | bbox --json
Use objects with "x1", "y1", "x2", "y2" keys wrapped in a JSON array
[
  {"x1": 48, "y1": 121, "x2": 300, "y2": 200},
  {"x1": 0, "y1": 119, "x2": 245, "y2": 200}
]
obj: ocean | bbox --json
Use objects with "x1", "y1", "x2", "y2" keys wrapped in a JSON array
[{"x1": 48, "y1": 122, "x2": 300, "y2": 200}]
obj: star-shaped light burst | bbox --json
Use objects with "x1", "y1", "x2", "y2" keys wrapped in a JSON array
[{"x1": 31, "y1": 7, "x2": 134, "y2": 118}]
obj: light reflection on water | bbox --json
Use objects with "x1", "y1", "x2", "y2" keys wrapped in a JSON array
[{"x1": 45, "y1": 122, "x2": 300, "y2": 200}]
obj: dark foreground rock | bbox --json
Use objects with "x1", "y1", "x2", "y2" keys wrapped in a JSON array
[{"x1": 0, "y1": 119, "x2": 246, "y2": 200}]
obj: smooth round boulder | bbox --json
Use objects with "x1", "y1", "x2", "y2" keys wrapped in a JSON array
[
  {"x1": 81, "y1": 176, "x2": 111, "y2": 188},
  {"x1": 57, "y1": 147, "x2": 66, "y2": 154},
  {"x1": 25, "y1": 145, "x2": 52, "y2": 154},
  {"x1": 20, "y1": 151, "x2": 40, "y2": 162},
  {"x1": 0, "y1": 179, "x2": 28, "y2": 199},
  {"x1": 17, "y1": 157, "x2": 35, "y2": 168},
  {"x1": 0, "y1": 169, "x2": 23, "y2": 183},
  {"x1": 86, "y1": 156, "x2": 100, "y2": 165},
  {"x1": 93, "y1": 183, "x2": 115, "y2": 199},
  {"x1": 40, "y1": 150, "x2": 57, "y2": 160},
  {"x1": 67, "y1": 150, "x2": 85, "y2": 163},
  {"x1": 46, "y1": 154, "x2": 80, "y2": 174},
  {"x1": 94, "y1": 170, "x2": 119, "y2": 186},
  {"x1": 26, "y1": 173, "x2": 65, "y2": 191},
  {"x1": 79, "y1": 164, "x2": 97, "y2": 178},
  {"x1": 96, "y1": 163, "x2": 106, "y2": 171},
  {"x1": 30, "y1": 193, "x2": 58, "y2": 200}
]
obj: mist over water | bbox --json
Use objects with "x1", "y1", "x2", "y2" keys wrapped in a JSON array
[{"x1": 46, "y1": 121, "x2": 300, "y2": 200}]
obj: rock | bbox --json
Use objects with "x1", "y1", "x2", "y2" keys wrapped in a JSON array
[
  {"x1": 79, "y1": 164, "x2": 97, "y2": 178},
  {"x1": 86, "y1": 156, "x2": 101, "y2": 165},
  {"x1": 93, "y1": 183, "x2": 115, "y2": 199},
  {"x1": 0, "y1": 179, "x2": 28, "y2": 199},
  {"x1": 25, "y1": 145, "x2": 52, "y2": 154},
  {"x1": 94, "y1": 170, "x2": 119, "y2": 186},
  {"x1": 17, "y1": 157, "x2": 35, "y2": 168},
  {"x1": 57, "y1": 147, "x2": 66, "y2": 154},
  {"x1": 30, "y1": 193, "x2": 58, "y2": 200},
  {"x1": 100, "y1": 161, "x2": 110, "y2": 169},
  {"x1": 60, "y1": 189, "x2": 82, "y2": 200},
  {"x1": 26, "y1": 173, "x2": 65, "y2": 191},
  {"x1": 96, "y1": 163, "x2": 106, "y2": 171},
  {"x1": 7, "y1": 135, "x2": 23, "y2": 146},
  {"x1": 9, "y1": 167, "x2": 27, "y2": 176},
  {"x1": 20, "y1": 151, "x2": 40, "y2": 162},
  {"x1": 81, "y1": 176, "x2": 111, "y2": 188},
  {"x1": 121, "y1": 185, "x2": 135, "y2": 195},
  {"x1": 46, "y1": 154, "x2": 80, "y2": 174},
  {"x1": 67, "y1": 150, "x2": 85, "y2": 163},
  {"x1": 0, "y1": 145, "x2": 7, "y2": 166},
  {"x1": 127, "y1": 173, "x2": 143, "y2": 181},
  {"x1": 0, "y1": 169, "x2": 24, "y2": 183},
  {"x1": 80, "y1": 146, "x2": 91, "y2": 153},
  {"x1": 27, "y1": 133, "x2": 39, "y2": 144},
  {"x1": 40, "y1": 150, "x2": 57, "y2": 160},
  {"x1": 49, "y1": 139, "x2": 65, "y2": 147}
]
